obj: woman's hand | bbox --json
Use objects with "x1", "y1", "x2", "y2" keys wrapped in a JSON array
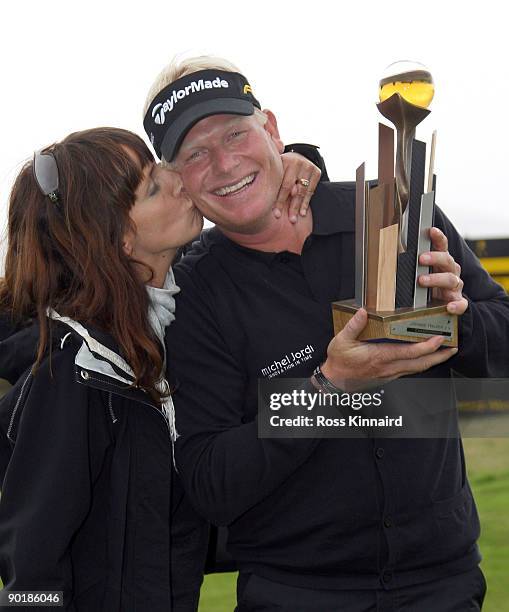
[{"x1": 273, "y1": 152, "x2": 321, "y2": 223}]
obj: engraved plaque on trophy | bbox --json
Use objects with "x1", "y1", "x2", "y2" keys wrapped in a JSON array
[{"x1": 332, "y1": 61, "x2": 458, "y2": 347}]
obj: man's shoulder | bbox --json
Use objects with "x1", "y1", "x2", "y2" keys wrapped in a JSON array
[
  {"x1": 173, "y1": 227, "x2": 239, "y2": 300},
  {"x1": 314, "y1": 179, "x2": 377, "y2": 204},
  {"x1": 309, "y1": 181, "x2": 358, "y2": 234},
  {"x1": 313, "y1": 180, "x2": 357, "y2": 212},
  {"x1": 174, "y1": 227, "x2": 225, "y2": 280},
  {"x1": 319, "y1": 180, "x2": 357, "y2": 194}
]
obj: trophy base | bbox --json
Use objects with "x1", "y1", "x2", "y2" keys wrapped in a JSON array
[{"x1": 332, "y1": 299, "x2": 458, "y2": 347}]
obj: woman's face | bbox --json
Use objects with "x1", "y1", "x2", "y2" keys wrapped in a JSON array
[{"x1": 126, "y1": 161, "x2": 203, "y2": 262}]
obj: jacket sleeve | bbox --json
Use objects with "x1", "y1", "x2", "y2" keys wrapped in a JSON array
[
  {"x1": 170, "y1": 475, "x2": 209, "y2": 612},
  {"x1": 284, "y1": 143, "x2": 330, "y2": 181},
  {"x1": 434, "y1": 206, "x2": 509, "y2": 377},
  {"x1": 166, "y1": 270, "x2": 320, "y2": 527},
  {"x1": 0, "y1": 352, "x2": 96, "y2": 609}
]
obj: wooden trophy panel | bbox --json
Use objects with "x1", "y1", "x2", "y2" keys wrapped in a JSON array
[{"x1": 332, "y1": 299, "x2": 458, "y2": 347}]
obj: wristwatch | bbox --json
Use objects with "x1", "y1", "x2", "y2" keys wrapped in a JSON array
[{"x1": 311, "y1": 364, "x2": 343, "y2": 395}]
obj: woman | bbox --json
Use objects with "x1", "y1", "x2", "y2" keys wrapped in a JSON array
[{"x1": 0, "y1": 127, "x2": 321, "y2": 610}]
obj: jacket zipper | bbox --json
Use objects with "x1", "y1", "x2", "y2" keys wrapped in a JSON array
[
  {"x1": 80, "y1": 370, "x2": 171, "y2": 437},
  {"x1": 108, "y1": 392, "x2": 118, "y2": 424},
  {"x1": 7, "y1": 371, "x2": 32, "y2": 442}
]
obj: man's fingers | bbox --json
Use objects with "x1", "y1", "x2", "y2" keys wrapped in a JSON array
[
  {"x1": 376, "y1": 335, "x2": 445, "y2": 363},
  {"x1": 386, "y1": 346, "x2": 458, "y2": 378},
  {"x1": 430, "y1": 226, "x2": 448, "y2": 252},
  {"x1": 419, "y1": 272, "x2": 462, "y2": 292},
  {"x1": 447, "y1": 298, "x2": 469, "y2": 315},
  {"x1": 338, "y1": 308, "x2": 368, "y2": 342},
  {"x1": 419, "y1": 250, "x2": 456, "y2": 271}
]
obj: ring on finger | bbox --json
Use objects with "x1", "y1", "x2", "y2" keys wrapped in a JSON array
[{"x1": 297, "y1": 177, "x2": 310, "y2": 188}]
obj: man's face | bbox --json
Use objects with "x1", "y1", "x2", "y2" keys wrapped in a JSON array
[{"x1": 172, "y1": 112, "x2": 284, "y2": 234}]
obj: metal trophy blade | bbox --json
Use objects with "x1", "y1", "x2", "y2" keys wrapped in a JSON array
[{"x1": 332, "y1": 61, "x2": 458, "y2": 347}]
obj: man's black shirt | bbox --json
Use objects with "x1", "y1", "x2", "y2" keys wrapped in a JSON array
[{"x1": 167, "y1": 181, "x2": 509, "y2": 589}]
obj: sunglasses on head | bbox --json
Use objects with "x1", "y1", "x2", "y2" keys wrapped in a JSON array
[{"x1": 33, "y1": 150, "x2": 60, "y2": 204}]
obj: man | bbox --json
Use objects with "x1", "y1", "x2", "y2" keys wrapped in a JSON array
[{"x1": 144, "y1": 56, "x2": 509, "y2": 611}]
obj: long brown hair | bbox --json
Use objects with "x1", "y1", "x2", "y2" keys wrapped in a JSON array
[{"x1": 0, "y1": 127, "x2": 165, "y2": 401}]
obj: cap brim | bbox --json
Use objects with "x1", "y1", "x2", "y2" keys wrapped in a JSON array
[{"x1": 160, "y1": 98, "x2": 255, "y2": 162}]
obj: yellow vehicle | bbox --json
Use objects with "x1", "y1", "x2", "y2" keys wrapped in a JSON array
[{"x1": 466, "y1": 238, "x2": 509, "y2": 293}]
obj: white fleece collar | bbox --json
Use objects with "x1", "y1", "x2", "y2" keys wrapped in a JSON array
[{"x1": 145, "y1": 268, "x2": 180, "y2": 352}]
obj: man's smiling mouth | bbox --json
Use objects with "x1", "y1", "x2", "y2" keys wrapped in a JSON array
[{"x1": 213, "y1": 173, "x2": 257, "y2": 197}]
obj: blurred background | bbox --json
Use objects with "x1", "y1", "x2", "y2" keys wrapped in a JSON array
[
  {"x1": 1, "y1": 0, "x2": 509, "y2": 249},
  {"x1": 1, "y1": 1, "x2": 508, "y2": 609}
]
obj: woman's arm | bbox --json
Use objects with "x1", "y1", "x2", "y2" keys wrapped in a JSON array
[{"x1": 0, "y1": 352, "x2": 100, "y2": 609}]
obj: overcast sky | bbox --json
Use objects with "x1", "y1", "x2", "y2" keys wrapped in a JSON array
[{"x1": 1, "y1": 0, "x2": 507, "y2": 268}]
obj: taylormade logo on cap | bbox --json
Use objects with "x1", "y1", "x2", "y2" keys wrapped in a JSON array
[
  {"x1": 143, "y1": 69, "x2": 261, "y2": 161},
  {"x1": 151, "y1": 76, "x2": 230, "y2": 126}
]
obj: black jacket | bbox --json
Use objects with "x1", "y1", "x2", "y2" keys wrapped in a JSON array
[
  {"x1": 167, "y1": 180, "x2": 509, "y2": 590},
  {"x1": 0, "y1": 318, "x2": 208, "y2": 611}
]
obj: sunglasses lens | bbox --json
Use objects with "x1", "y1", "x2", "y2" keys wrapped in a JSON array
[{"x1": 34, "y1": 152, "x2": 59, "y2": 196}]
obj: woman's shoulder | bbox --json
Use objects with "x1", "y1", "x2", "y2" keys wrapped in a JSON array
[
  {"x1": 0, "y1": 317, "x2": 114, "y2": 424},
  {"x1": 0, "y1": 326, "x2": 91, "y2": 462},
  {"x1": 0, "y1": 318, "x2": 122, "y2": 464}
]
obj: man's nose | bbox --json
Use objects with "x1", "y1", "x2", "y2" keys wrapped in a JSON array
[{"x1": 210, "y1": 146, "x2": 240, "y2": 175}]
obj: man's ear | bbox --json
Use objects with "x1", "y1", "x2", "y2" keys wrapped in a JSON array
[{"x1": 262, "y1": 109, "x2": 285, "y2": 153}]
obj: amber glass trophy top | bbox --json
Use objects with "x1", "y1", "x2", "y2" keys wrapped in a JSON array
[{"x1": 379, "y1": 60, "x2": 434, "y2": 109}]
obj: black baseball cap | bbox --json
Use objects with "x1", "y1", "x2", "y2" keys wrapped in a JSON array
[{"x1": 143, "y1": 69, "x2": 261, "y2": 162}]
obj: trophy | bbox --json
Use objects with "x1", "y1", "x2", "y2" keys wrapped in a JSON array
[{"x1": 332, "y1": 61, "x2": 458, "y2": 347}]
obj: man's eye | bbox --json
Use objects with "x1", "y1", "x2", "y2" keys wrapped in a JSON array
[
  {"x1": 186, "y1": 150, "x2": 205, "y2": 163},
  {"x1": 229, "y1": 130, "x2": 246, "y2": 141}
]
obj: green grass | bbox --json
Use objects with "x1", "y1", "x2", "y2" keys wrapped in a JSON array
[
  {"x1": 199, "y1": 438, "x2": 509, "y2": 611},
  {"x1": 200, "y1": 573, "x2": 237, "y2": 611},
  {"x1": 463, "y1": 437, "x2": 509, "y2": 611}
]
